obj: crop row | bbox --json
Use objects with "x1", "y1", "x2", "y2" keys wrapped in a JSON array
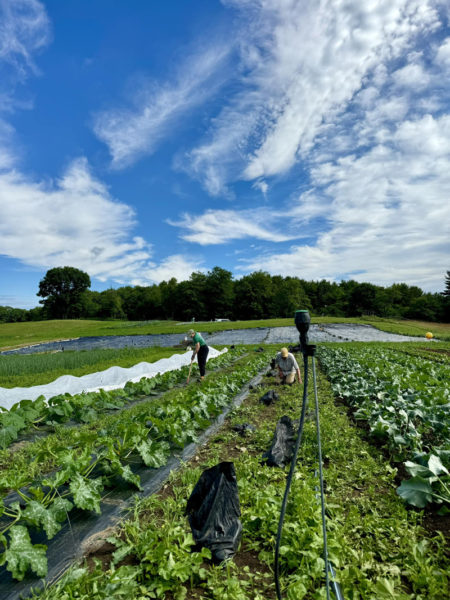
[
  {"x1": 318, "y1": 346, "x2": 450, "y2": 511},
  {"x1": 0, "y1": 348, "x2": 245, "y2": 450},
  {"x1": 0, "y1": 350, "x2": 269, "y2": 581},
  {"x1": 0, "y1": 349, "x2": 253, "y2": 494},
  {"x1": 0, "y1": 346, "x2": 180, "y2": 388},
  {"x1": 28, "y1": 358, "x2": 450, "y2": 600}
]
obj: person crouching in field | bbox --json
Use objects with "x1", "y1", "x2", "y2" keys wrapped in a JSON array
[
  {"x1": 188, "y1": 329, "x2": 209, "y2": 382},
  {"x1": 275, "y1": 347, "x2": 302, "y2": 385}
]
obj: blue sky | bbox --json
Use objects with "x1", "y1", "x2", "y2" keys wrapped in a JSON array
[{"x1": 1, "y1": 0, "x2": 449, "y2": 309}]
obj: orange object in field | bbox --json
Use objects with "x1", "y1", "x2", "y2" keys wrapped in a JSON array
[{"x1": 425, "y1": 332, "x2": 433, "y2": 339}]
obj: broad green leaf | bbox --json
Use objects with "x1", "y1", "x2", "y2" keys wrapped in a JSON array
[
  {"x1": 69, "y1": 474, "x2": 103, "y2": 513},
  {"x1": 120, "y1": 465, "x2": 141, "y2": 489},
  {"x1": 0, "y1": 426, "x2": 18, "y2": 449},
  {"x1": 137, "y1": 440, "x2": 169, "y2": 468},
  {"x1": 49, "y1": 497, "x2": 73, "y2": 523},
  {"x1": 428, "y1": 454, "x2": 449, "y2": 477},
  {"x1": 396, "y1": 477, "x2": 433, "y2": 508},
  {"x1": 404, "y1": 461, "x2": 432, "y2": 478},
  {"x1": 4, "y1": 525, "x2": 47, "y2": 581},
  {"x1": 23, "y1": 500, "x2": 62, "y2": 539}
]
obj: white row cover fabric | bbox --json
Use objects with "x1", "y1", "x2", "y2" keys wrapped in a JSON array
[{"x1": 0, "y1": 347, "x2": 227, "y2": 411}]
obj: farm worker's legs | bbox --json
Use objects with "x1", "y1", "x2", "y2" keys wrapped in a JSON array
[{"x1": 197, "y1": 345, "x2": 209, "y2": 380}]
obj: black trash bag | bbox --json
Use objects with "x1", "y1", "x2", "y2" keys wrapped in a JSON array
[
  {"x1": 259, "y1": 390, "x2": 279, "y2": 405},
  {"x1": 262, "y1": 416, "x2": 296, "y2": 467},
  {"x1": 186, "y1": 462, "x2": 242, "y2": 563},
  {"x1": 232, "y1": 423, "x2": 256, "y2": 436}
]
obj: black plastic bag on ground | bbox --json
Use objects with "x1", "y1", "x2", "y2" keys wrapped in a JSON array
[
  {"x1": 262, "y1": 416, "x2": 296, "y2": 467},
  {"x1": 259, "y1": 390, "x2": 279, "y2": 405},
  {"x1": 186, "y1": 462, "x2": 242, "y2": 563},
  {"x1": 232, "y1": 423, "x2": 256, "y2": 436}
]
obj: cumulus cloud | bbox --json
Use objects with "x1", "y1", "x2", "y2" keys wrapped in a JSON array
[
  {"x1": 93, "y1": 45, "x2": 231, "y2": 168},
  {"x1": 239, "y1": 113, "x2": 450, "y2": 291},
  {"x1": 0, "y1": 158, "x2": 204, "y2": 285},
  {"x1": 138, "y1": 255, "x2": 206, "y2": 284},
  {"x1": 169, "y1": 208, "x2": 297, "y2": 245}
]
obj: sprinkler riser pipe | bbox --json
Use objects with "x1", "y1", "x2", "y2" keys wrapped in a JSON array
[{"x1": 295, "y1": 310, "x2": 311, "y2": 354}]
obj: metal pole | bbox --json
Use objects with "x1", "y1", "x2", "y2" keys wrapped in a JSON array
[{"x1": 312, "y1": 354, "x2": 331, "y2": 600}]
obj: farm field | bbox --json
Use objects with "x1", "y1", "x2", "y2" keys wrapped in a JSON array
[
  {"x1": 1, "y1": 316, "x2": 449, "y2": 351},
  {"x1": 6, "y1": 344, "x2": 446, "y2": 600},
  {"x1": 0, "y1": 334, "x2": 449, "y2": 598},
  {"x1": 0, "y1": 348, "x2": 269, "y2": 596}
]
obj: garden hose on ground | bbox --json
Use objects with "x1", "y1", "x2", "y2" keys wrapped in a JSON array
[{"x1": 274, "y1": 347, "x2": 339, "y2": 600}]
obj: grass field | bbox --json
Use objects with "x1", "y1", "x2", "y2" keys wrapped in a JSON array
[{"x1": 1, "y1": 316, "x2": 449, "y2": 351}]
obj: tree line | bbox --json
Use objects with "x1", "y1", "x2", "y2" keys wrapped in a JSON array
[{"x1": 1, "y1": 266, "x2": 449, "y2": 324}]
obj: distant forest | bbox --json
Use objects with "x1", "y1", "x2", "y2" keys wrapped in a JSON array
[{"x1": 1, "y1": 267, "x2": 450, "y2": 323}]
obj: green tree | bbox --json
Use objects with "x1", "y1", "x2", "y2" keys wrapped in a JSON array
[
  {"x1": 233, "y1": 271, "x2": 273, "y2": 319},
  {"x1": 159, "y1": 278, "x2": 178, "y2": 320},
  {"x1": 204, "y1": 267, "x2": 234, "y2": 320},
  {"x1": 37, "y1": 266, "x2": 91, "y2": 319},
  {"x1": 97, "y1": 289, "x2": 125, "y2": 319},
  {"x1": 271, "y1": 276, "x2": 311, "y2": 317},
  {"x1": 443, "y1": 271, "x2": 450, "y2": 297}
]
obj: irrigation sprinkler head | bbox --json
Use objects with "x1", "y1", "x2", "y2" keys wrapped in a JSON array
[{"x1": 294, "y1": 310, "x2": 310, "y2": 355}]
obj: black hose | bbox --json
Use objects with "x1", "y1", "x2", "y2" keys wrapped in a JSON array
[
  {"x1": 275, "y1": 351, "x2": 338, "y2": 600},
  {"x1": 274, "y1": 353, "x2": 309, "y2": 600}
]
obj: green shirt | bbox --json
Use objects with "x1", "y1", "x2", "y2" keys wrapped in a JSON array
[{"x1": 192, "y1": 332, "x2": 207, "y2": 346}]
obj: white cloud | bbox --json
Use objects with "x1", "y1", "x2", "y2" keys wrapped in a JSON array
[
  {"x1": 253, "y1": 179, "x2": 268, "y2": 195},
  {"x1": 392, "y1": 62, "x2": 430, "y2": 88},
  {"x1": 0, "y1": 158, "x2": 149, "y2": 277},
  {"x1": 0, "y1": 0, "x2": 50, "y2": 78},
  {"x1": 93, "y1": 45, "x2": 231, "y2": 168},
  {"x1": 0, "y1": 157, "x2": 206, "y2": 286},
  {"x1": 169, "y1": 208, "x2": 297, "y2": 245},
  {"x1": 184, "y1": 0, "x2": 440, "y2": 192},
  {"x1": 238, "y1": 113, "x2": 450, "y2": 292},
  {"x1": 435, "y1": 36, "x2": 450, "y2": 67},
  {"x1": 138, "y1": 255, "x2": 206, "y2": 284},
  {"x1": 0, "y1": 118, "x2": 16, "y2": 168}
]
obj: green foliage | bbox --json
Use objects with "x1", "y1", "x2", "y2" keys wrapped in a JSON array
[
  {"x1": 0, "y1": 350, "x2": 268, "y2": 581},
  {"x1": 29, "y1": 363, "x2": 450, "y2": 599},
  {"x1": 37, "y1": 266, "x2": 91, "y2": 319},
  {"x1": 2, "y1": 525, "x2": 48, "y2": 581},
  {"x1": 319, "y1": 345, "x2": 450, "y2": 509}
]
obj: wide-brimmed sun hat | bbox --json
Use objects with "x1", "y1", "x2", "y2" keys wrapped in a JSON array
[{"x1": 281, "y1": 347, "x2": 289, "y2": 357}]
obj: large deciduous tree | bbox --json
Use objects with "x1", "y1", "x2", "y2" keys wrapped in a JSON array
[{"x1": 37, "y1": 266, "x2": 91, "y2": 319}]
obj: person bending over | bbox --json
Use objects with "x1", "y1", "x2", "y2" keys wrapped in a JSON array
[
  {"x1": 188, "y1": 329, "x2": 209, "y2": 382},
  {"x1": 275, "y1": 347, "x2": 302, "y2": 385}
]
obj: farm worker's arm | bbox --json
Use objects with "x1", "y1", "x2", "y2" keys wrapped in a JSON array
[
  {"x1": 192, "y1": 342, "x2": 200, "y2": 362},
  {"x1": 291, "y1": 354, "x2": 302, "y2": 384}
]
